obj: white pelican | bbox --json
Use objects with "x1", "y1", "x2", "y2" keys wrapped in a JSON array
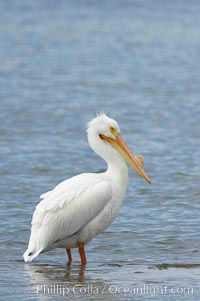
[{"x1": 23, "y1": 114, "x2": 151, "y2": 264}]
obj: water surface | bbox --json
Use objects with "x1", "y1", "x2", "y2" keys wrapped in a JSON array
[{"x1": 0, "y1": 0, "x2": 200, "y2": 300}]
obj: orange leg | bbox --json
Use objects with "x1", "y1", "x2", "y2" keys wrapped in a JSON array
[
  {"x1": 78, "y1": 242, "x2": 87, "y2": 265},
  {"x1": 66, "y1": 248, "x2": 72, "y2": 263}
]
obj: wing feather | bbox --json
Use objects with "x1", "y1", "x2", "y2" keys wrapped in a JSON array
[{"x1": 28, "y1": 173, "x2": 111, "y2": 252}]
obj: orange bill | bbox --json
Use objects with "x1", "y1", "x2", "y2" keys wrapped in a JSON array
[{"x1": 100, "y1": 134, "x2": 152, "y2": 184}]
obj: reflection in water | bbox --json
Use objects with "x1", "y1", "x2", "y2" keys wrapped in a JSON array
[
  {"x1": 24, "y1": 263, "x2": 117, "y2": 301},
  {"x1": 25, "y1": 263, "x2": 86, "y2": 284},
  {"x1": 63, "y1": 263, "x2": 86, "y2": 283},
  {"x1": 24, "y1": 261, "x2": 200, "y2": 300}
]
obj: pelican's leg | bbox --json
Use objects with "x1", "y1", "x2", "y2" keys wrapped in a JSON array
[
  {"x1": 78, "y1": 242, "x2": 87, "y2": 265},
  {"x1": 66, "y1": 248, "x2": 72, "y2": 263}
]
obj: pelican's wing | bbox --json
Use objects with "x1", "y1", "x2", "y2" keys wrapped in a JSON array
[{"x1": 27, "y1": 173, "x2": 111, "y2": 254}]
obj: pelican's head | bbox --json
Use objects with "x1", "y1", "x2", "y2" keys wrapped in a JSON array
[{"x1": 87, "y1": 113, "x2": 151, "y2": 184}]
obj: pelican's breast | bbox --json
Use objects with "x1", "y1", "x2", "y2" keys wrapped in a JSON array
[{"x1": 78, "y1": 163, "x2": 129, "y2": 243}]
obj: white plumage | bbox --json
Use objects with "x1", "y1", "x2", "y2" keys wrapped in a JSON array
[{"x1": 23, "y1": 114, "x2": 151, "y2": 264}]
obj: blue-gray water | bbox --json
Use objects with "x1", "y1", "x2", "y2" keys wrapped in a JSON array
[{"x1": 0, "y1": 0, "x2": 200, "y2": 300}]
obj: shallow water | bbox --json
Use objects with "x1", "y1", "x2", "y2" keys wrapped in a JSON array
[{"x1": 0, "y1": 0, "x2": 200, "y2": 300}]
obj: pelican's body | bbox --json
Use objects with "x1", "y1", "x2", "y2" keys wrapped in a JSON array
[{"x1": 23, "y1": 114, "x2": 151, "y2": 264}]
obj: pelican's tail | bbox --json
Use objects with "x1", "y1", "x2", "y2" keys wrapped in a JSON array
[{"x1": 23, "y1": 248, "x2": 42, "y2": 262}]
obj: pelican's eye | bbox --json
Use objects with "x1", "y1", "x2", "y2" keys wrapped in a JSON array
[{"x1": 110, "y1": 126, "x2": 118, "y2": 137}]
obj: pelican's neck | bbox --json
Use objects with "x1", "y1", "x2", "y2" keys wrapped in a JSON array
[
  {"x1": 103, "y1": 155, "x2": 129, "y2": 206},
  {"x1": 105, "y1": 154, "x2": 129, "y2": 187},
  {"x1": 105, "y1": 155, "x2": 127, "y2": 173}
]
